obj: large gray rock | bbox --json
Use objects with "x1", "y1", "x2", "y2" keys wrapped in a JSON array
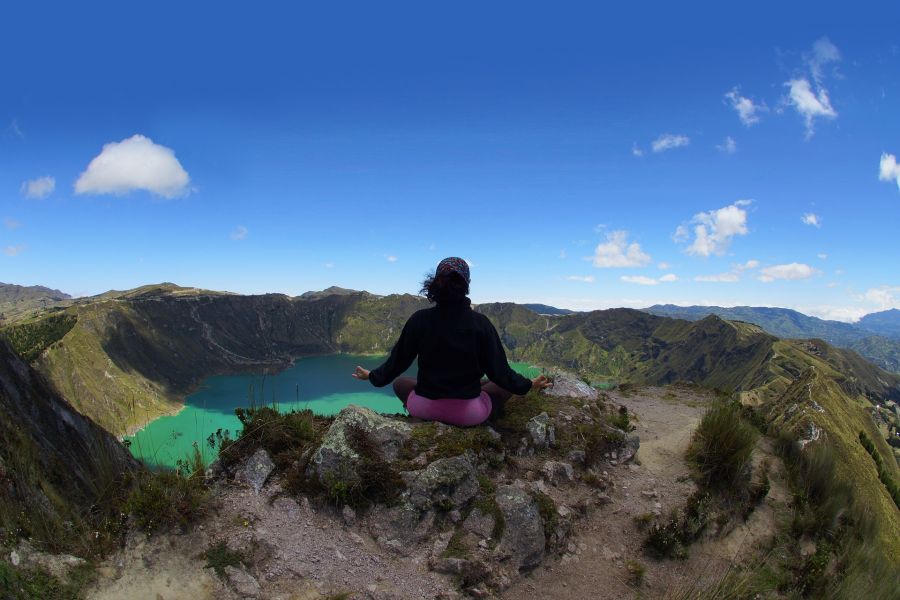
[
  {"x1": 405, "y1": 454, "x2": 479, "y2": 512},
  {"x1": 495, "y1": 485, "x2": 545, "y2": 571},
  {"x1": 235, "y1": 448, "x2": 275, "y2": 493},
  {"x1": 541, "y1": 461, "x2": 575, "y2": 485},
  {"x1": 462, "y1": 507, "x2": 495, "y2": 539},
  {"x1": 546, "y1": 372, "x2": 599, "y2": 401},
  {"x1": 308, "y1": 405, "x2": 411, "y2": 482}
]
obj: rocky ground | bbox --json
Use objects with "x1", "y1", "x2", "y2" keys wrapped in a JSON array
[{"x1": 79, "y1": 377, "x2": 784, "y2": 600}]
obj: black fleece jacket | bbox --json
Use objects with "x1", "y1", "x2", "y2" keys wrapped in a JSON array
[{"x1": 368, "y1": 300, "x2": 533, "y2": 399}]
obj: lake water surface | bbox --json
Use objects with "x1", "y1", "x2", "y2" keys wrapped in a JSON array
[{"x1": 125, "y1": 354, "x2": 540, "y2": 468}]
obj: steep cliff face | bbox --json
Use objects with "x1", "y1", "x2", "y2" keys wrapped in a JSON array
[{"x1": 0, "y1": 339, "x2": 136, "y2": 552}]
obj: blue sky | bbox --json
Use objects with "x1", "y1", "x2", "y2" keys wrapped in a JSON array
[{"x1": 2, "y1": 1, "x2": 899, "y2": 321}]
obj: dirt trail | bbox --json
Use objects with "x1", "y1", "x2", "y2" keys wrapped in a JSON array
[{"x1": 501, "y1": 386, "x2": 789, "y2": 600}]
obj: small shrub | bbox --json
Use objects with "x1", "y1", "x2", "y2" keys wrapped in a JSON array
[
  {"x1": 632, "y1": 512, "x2": 654, "y2": 529},
  {"x1": 126, "y1": 468, "x2": 208, "y2": 532},
  {"x1": 0, "y1": 559, "x2": 95, "y2": 600},
  {"x1": 203, "y1": 540, "x2": 245, "y2": 578},
  {"x1": 625, "y1": 559, "x2": 646, "y2": 587},
  {"x1": 686, "y1": 402, "x2": 757, "y2": 491},
  {"x1": 606, "y1": 405, "x2": 635, "y2": 432},
  {"x1": 644, "y1": 516, "x2": 686, "y2": 560}
]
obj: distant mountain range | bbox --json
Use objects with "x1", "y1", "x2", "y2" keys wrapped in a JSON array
[
  {"x1": 521, "y1": 303, "x2": 576, "y2": 316},
  {"x1": 0, "y1": 282, "x2": 71, "y2": 324},
  {"x1": 644, "y1": 304, "x2": 900, "y2": 374}
]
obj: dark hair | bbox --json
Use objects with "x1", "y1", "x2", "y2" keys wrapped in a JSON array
[{"x1": 420, "y1": 271, "x2": 470, "y2": 305}]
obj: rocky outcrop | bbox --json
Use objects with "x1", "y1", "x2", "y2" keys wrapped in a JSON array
[
  {"x1": 404, "y1": 454, "x2": 479, "y2": 512},
  {"x1": 235, "y1": 448, "x2": 275, "y2": 494},
  {"x1": 308, "y1": 405, "x2": 411, "y2": 484},
  {"x1": 546, "y1": 371, "x2": 600, "y2": 401}
]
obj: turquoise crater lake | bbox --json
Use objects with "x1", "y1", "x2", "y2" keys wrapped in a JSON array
[{"x1": 125, "y1": 354, "x2": 540, "y2": 468}]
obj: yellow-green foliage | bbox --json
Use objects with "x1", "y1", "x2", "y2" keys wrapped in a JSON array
[
  {"x1": 0, "y1": 313, "x2": 76, "y2": 362},
  {"x1": 36, "y1": 304, "x2": 179, "y2": 435}
]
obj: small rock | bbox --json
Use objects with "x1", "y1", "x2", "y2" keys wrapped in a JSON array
[
  {"x1": 641, "y1": 490, "x2": 659, "y2": 499},
  {"x1": 449, "y1": 509, "x2": 462, "y2": 523},
  {"x1": 566, "y1": 450, "x2": 586, "y2": 465},
  {"x1": 541, "y1": 461, "x2": 575, "y2": 485},
  {"x1": 343, "y1": 505, "x2": 357, "y2": 526},
  {"x1": 235, "y1": 448, "x2": 275, "y2": 494},
  {"x1": 526, "y1": 412, "x2": 556, "y2": 450},
  {"x1": 462, "y1": 508, "x2": 495, "y2": 539},
  {"x1": 9, "y1": 550, "x2": 20, "y2": 567},
  {"x1": 224, "y1": 565, "x2": 261, "y2": 598}
]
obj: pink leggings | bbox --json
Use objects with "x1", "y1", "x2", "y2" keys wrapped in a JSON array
[
  {"x1": 392, "y1": 376, "x2": 513, "y2": 427},
  {"x1": 405, "y1": 390, "x2": 492, "y2": 427}
]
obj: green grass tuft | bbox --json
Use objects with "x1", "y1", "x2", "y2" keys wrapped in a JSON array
[
  {"x1": 686, "y1": 401, "x2": 758, "y2": 491},
  {"x1": 203, "y1": 540, "x2": 245, "y2": 578}
]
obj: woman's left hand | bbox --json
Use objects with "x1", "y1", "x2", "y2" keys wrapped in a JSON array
[{"x1": 352, "y1": 366, "x2": 370, "y2": 381}]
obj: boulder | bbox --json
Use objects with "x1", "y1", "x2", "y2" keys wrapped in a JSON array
[
  {"x1": 308, "y1": 405, "x2": 410, "y2": 482},
  {"x1": 235, "y1": 448, "x2": 275, "y2": 493},
  {"x1": 495, "y1": 485, "x2": 545, "y2": 571},
  {"x1": 405, "y1": 454, "x2": 479, "y2": 513},
  {"x1": 545, "y1": 372, "x2": 599, "y2": 401}
]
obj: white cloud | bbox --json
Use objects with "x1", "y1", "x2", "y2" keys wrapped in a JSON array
[
  {"x1": 808, "y1": 37, "x2": 841, "y2": 84},
  {"x1": 621, "y1": 275, "x2": 659, "y2": 286},
  {"x1": 20, "y1": 176, "x2": 55, "y2": 199},
  {"x1": 724, "y1": 88, "x2": 765, "y2": 126},
  {"x1": 695, "y1": 272, "x2": 740, "y2": 283},
  {"x1": 657, "y1": 262, "x2": 671, "y2": 270},
  {"x1": 590, "y1": 230, "x2": 651, "y2": 268},
  {"x1": 758, "y1": 262, "x2": 818, "y2": 282},
  {"x1": 230, "y1": 225, "x2": 248, "y2": 241},
  {"x1": 677, "y1": 202, "x2": 750, "y2": 257},
  {"x1": 803, "y1": 305, "x2": 870, "y2": 323},
  {"x1": 879, "y1": 153, "x2": 900, "y2": 190},
  {"x1": 566, "y1": 275, "x2": 595, "y2": 283},
  {"x1": 4, "y1": 218, "x2": 22, "y2": 230},
  {"x1": 785, "y1": 78, "x2": 837, "y2": 138},
  {"x1": 651, "y1": 134, "x2": 690, "y2": 153},
  {"x1": 3, "y1": 245, "x2": 25, "y2": 257},
  {"x1": 801, "y1": 213, "x2": 822, "y2": 227},
  {"x1": 694, "y1": 259, "x2": 758, "y2": 283},
  {"x1": 817, "y1": 253, "x2": 828, "y2": 260},
  {"x1": 716, "y1": 136, "x2": 737, "y2": 154},
  {"x1": 324, "y1": 262, "x2": 334, "y2": 268},
  {"x1": 860, "y1": 286, "x2": 900, "y2": 310},
  {"x1": 632, "y1": 143, "x2": 644, "y2": 157},
  {"x1": 74, "y1": 134, "x2": 191, "y2": 198},
  {"x1": 621, "y1": 274, "x2": 678, "y2": 285},
  {"x1": 386, "y1": 255, "x2": 398, "y2": 263}
]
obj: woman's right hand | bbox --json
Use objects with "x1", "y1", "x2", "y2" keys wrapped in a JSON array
[
  {"x1": 352, "y1": 366, "x2": 370, "y2": 381},
  {"x1": 531, "y1": 374, "x2": 552, "y2": 391}
]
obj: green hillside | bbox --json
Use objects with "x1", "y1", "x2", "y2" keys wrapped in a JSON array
[{"x1": 0, "y1": 282, "x2": 71, "y2": 325}]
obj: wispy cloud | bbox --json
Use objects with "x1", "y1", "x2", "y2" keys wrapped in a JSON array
[
  {"x1": 694, "y1": 259, "x2": 759, "y2": 283},
  {"x1": 651, "y1": 134, "x2": 690, "y2": 153},
  {"x1": 676, "y1": 200, "x2": 751, "y2": 257},
  {"x1": 566, "y1": 275, "x2": 595, "y2": 283},
  {"x1": 784, "y1": 37, "x2": 841, "y2": 138},
  {"x1": 324, "y1": 261, "x2": 334, "y2": 268},
  {"x1": 3, "y1": 245, "x2": 25, "y2": 257},
  {"x1": 6, "y1": 119, "x2": 25, "y2": 140},
  {"x1": 632, "y1": 143, "x2": 644, "y2": 157},
  {"x1": 786, "y1": 79, "x2": 837, "y2": 138},
  {"x1": 386, "y1": 255, "x2": 398, "y2": 262},
  {"x1": 801, "y1": 213, "x2": 822, "y2": 227},
  {"x1": 4, "y1": 218, "x2": 22, "y2": 231},
  {"x1": 879, "y1": 153, "x2": 900, "y2": 190},
  {"x1": 817, "y1": 253, "x2": 828, "y2": 260},
  {"x1": 716, "y1": 136, "x2": 737, "y2": 154},
  {"x1": 75, "y1": 134, "x2": 191, "y2": 198},
  {"x1": 590, "y1": 230, "x2": 651, "y2": 268},
  {"x1": 230, "y1": 225, "x2": 248, "y2": 241},
  {"x1": 621, "y1": 273, "x2": 678, "y2": 285},
  {"x1": 20, "y1": 176, "x2": 55, "y2": 199},
  {"x1": 724, "y1": 88, "x2": 765, "y2": 126},
  {"x1": 758, "y1": 262, "x2": 818, "y2": 282}
]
